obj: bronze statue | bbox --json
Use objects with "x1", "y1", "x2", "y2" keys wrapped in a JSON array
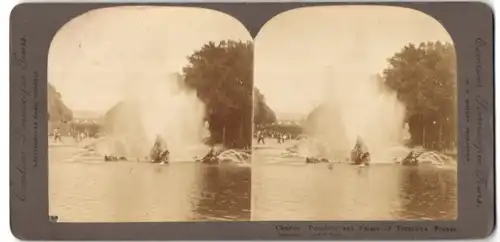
[
  {"x1": 150, "y1": 135, "x2": 170, "y2": 163},
  {"x1": 350, "y1": 137, "x2": 370, "y2": 165},
  {"x1": 198, "y1": 147, "x2": 219, "y2": 164}
]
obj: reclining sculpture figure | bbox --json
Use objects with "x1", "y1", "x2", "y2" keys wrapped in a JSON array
[
  {"x1": 305, "y1": 157, "x2": 330, "y2": 164},
  {"x1": 401, "y1": 149, "x2": 425, "y2": 166},
  {"x1": 198, "y1": 147, "x2": 219, "y2": 164},
  {"x1": 104, "y1": 155, "x2": 127, "y2": 161}
]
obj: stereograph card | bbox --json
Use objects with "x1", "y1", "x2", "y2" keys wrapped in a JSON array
[{"x1": 9, "y1": 1, "x2": 495, "y2": 240}]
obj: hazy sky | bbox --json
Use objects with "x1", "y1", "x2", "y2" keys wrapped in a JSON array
[
  {"x1": 49, "y1": 5, "x2": 455, "y2": 117},
  {"x1": 49, "y1": 6, "x2": 251, "y2": 113},
  {"x1": 254, "y1": 6, "x2": 454, "y2": 118}
]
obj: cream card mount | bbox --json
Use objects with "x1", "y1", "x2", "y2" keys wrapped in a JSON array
[{"x1": 9, "y1": 1, "x2": 495, "y2": 240}]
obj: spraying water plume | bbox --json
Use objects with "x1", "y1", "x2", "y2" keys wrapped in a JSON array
[
  {"x1": 304, "y1": 67, "x2": 408, "y2": 162},
  {"x1": 297, "y1": 25, "x2": 410, "y2": 162},
  {"x1": 100, "y1": 73, "x2": 211, "y2": 162},
  {"x1": 96, "y1": 73, "x2": 251, "y2": 165}
]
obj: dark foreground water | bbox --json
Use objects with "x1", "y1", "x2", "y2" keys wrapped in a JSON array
[
  {"x1": 252, "y1": 157, "x2": 457, "y2": 221},
  {"x1": 49, "y1": 141, "x2": 456, "y2": 222},
  {"x1": 49, "y1": 145, "x2": 251, "y2": 222}
]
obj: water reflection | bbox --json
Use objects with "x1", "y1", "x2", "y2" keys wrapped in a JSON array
[
  {"x1": 49, "y1": 146, "x2": 251, "y2": 222},
  {"x1": 193, "y1": 165, "x2": 251, "y2": 221},
  {"x1": 49, "y1": 144, "x2": 456, "y2": 222},
  {"x1": 252, "y1": 161, "x2": 456, "y2": 221},
  {"x1": 397, "y1": 167, "x2": 457, "y2": 220}
]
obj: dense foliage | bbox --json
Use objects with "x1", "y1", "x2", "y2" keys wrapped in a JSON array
[
  {"x1": 382, "y1": 41, "x2": 457, "y2": 150},
  {"x1": 48, "y1": 83, "x2": 73, "y2": 123},
  {"x1": 254, "y1": 88, "x2": 277, "y2": 126},
  {"x1": 182, "y1": 40, "x2": 275, "y2": 149}
]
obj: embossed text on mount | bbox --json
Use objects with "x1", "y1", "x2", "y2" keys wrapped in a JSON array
[
  {"x1": 472, "y1": 37, "x2": 488, "y2": 207},
  {"x1": 11, "y1": 36, "x2": 29, "y2": 201},
  {"x1": 474, "y1": 38, "x2": 486, "y2": 88},
  {"x1": 32, "y1": 71, "x2": 39, "y2": 168},
  {"x1": 11, "y1": 36, "x2": 27, "y2": 70},
  {"x1": 464, "y1": 79, "x2": 471, "y2": 163},
  {"x1": 395, "y1": 225, "x2": 428, "y2": 232},
  {"x1": 274, "y1": 224, "x2": 301, "y2": 237}
]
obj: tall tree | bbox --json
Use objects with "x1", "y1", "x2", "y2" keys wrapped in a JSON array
[
  {"x1": 383, "y1": 41, "x2": 457, "y2": 150},
  {"x1": 182, "y1": 40, "x2": 262, "y2": 149},
  {"x1": 48, "y1": 83, "x2": 73, "y2": 123},
  {"x1": 254, "y1": 88, "x2": 277, "y2": 126}
]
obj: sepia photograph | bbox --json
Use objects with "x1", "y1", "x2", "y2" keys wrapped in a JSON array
[
  {"x1": 252, "y1": 6, "x2": 458, "y2": 221},
  {"x1": 48, "y1": 6, "x2": 253, "y2": 222}
]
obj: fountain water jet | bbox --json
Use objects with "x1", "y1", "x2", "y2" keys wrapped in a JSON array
[
  {"x1": 100, "y1": 73, "x2": 211, "y2": 162},
  {"x1": 298, "y1": 23, "x2": 412, "y2": 162},
  {"x1": 304, "y1": 67, "x2": 408, "y2": 163},
  {"x1": 216, "y1": 150, "x2": 251, "y2": 164},
  {"x1": 303, "y1": 27, "x2": 409, "y2": 163}
]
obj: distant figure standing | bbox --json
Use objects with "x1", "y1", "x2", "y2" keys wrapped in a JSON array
[
  {"x1": 257, "y1": 131, "x2": 266, "y2": 144},
  {"x1": 53, "y1": 129, "x2": 62, "y2": 142},
  {"x1": 276, "y1": 132, "x2": 282, "y2": 144},
  {"x1": 281, "y1": 133, "x2": 288, "y2": 143}
]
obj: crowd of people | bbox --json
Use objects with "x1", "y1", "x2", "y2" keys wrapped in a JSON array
[
  {"x1": 49, "y1": 128, "x2": 99, "y2": 143},
  {"x1": 254, "y1": 129, "x2": 372, "y2": 166},
  {"x1": 254, "y1": 130, "x2": 292, "y2": 145}
]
